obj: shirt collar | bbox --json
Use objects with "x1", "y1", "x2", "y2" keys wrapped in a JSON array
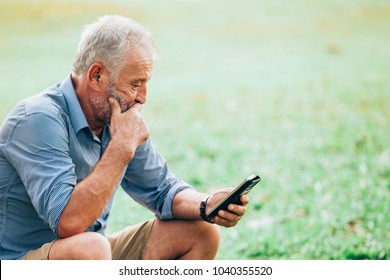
[{"x1": 59, "y1": 74, "x2": 89, "y2": 134}]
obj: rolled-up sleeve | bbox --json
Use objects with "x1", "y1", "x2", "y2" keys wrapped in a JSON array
[
  {"x1": 121, "y1": 139, "x2": 193, "y2": 220},
  {"x1": 4, "y1": 112, "x2": 76, "y2": 236}
]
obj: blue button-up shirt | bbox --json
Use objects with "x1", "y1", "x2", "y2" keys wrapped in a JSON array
[{"x1": 0, "y1": 75, "x2": 192, "y2": 259}]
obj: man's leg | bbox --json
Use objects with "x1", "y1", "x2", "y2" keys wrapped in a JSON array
[
  {"x1": 144, "y1": 219, "x2": 220, "y2": 260},
  {"x1": 25, "y1": 219, "x2": 220, "y2": 260},
  {"x1": 49, "y1": 232, "x2": 112, "y2": 260}
]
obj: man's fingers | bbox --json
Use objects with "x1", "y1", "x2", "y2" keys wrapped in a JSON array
[
  {"x1": 214, "y1": 215, "x2": 238, "y2": 228},
  {"x1": 129, "y1": 102, "x2": 143, "y2": 112},
  {"x1": 219, "y1": 208, "x2": 242, "y2": 221},
  {"x1": 108, "y1": 97, "x2": 120, "y2": 116},
  {"x1": 227, "y1": 204, "x2": 246, "y2": 216},
  {"x1": 240, "y1": 195, "x2": 250, "y2": 206}
]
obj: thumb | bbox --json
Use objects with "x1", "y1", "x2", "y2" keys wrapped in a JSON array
[{"x1": 108, "y1": 97, "x2": 120, "y2": 116}]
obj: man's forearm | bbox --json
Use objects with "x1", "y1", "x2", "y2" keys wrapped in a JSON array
[
  {"x1": 57, "y1": 141, "x2": 134, "y2": 238},
  {"x1": 172, "y1": 188, "x2": 206, "y2": 220}
]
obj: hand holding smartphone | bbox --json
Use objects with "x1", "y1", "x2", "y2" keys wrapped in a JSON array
[{"x1": 206, "y1": 174, "x2": 261, "y2": 221}]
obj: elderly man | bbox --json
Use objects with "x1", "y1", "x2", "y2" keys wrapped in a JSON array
[{"x1": 0, "y1": 15, "x2": 249, "y2": 260}]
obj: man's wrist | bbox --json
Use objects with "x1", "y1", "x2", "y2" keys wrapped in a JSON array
[
  {"x1": 104, "y1": 139, "x2": 136, "y2": 165},
  {"x1": 200, "y1": 195, "x2": 214, "y2": 223}
]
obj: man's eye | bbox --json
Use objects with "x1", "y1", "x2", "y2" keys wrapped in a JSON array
[{"x1": 132, "y1": 82, "x2": 142, "y2": 88}]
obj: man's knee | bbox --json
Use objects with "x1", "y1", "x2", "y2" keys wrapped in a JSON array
[
  {"x1": 145, "y1": 219, "x2": 220, "y2": 259},
  {"x1": 197, "y1": 221, "x2": 221, "y2": 250},
  {"x1": 185, "y1": 221, "x2": 220, "y2": 259},
  {"x1": 78, "y1": 232, "x2": 112, "y2": 260},
  {"x1": 50, "y1": 232, "x2": 112, "y2": 260}
]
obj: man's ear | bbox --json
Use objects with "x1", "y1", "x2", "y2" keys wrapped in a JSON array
[{"x1": 87, "y1": 63, "x2": 105, "y2": 89}]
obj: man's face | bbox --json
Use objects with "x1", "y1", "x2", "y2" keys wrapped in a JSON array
[
  {"x1": 95, "y1": 47, "x2": 153, "y2": 125},
  {"x1": 107, "y1": 82, "x2": 128, "y2": 113}
]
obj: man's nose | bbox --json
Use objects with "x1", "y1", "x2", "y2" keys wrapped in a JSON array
[{"x1": 136, "y1": 84, "x2": 147, "y2": 104}]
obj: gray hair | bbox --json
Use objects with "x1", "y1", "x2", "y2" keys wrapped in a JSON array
[{"x1": 72, "y1": 15, "x2": 158, "y2": 79}]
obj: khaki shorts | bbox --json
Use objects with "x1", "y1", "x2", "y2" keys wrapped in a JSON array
[{"x1": 20, "y1": 219, "x2": 155, "y2": 260}]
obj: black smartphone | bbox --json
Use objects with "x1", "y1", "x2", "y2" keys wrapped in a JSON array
[{"x1": 206, "y1": 174, "x2": 261, "y2": 221}]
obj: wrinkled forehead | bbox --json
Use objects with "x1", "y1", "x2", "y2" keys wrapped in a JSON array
[{"x1": 118, "y1": 47, "x2": 154, "y2": 80}]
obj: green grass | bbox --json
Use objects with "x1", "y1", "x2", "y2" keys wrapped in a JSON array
[{"x1": 1, "y1": 0, "x2": 389, "y2": 259}]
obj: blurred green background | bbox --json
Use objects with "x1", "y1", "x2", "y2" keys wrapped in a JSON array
[{"x1": 1, "y1": 0, "x2": 389, "y2": 259}]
